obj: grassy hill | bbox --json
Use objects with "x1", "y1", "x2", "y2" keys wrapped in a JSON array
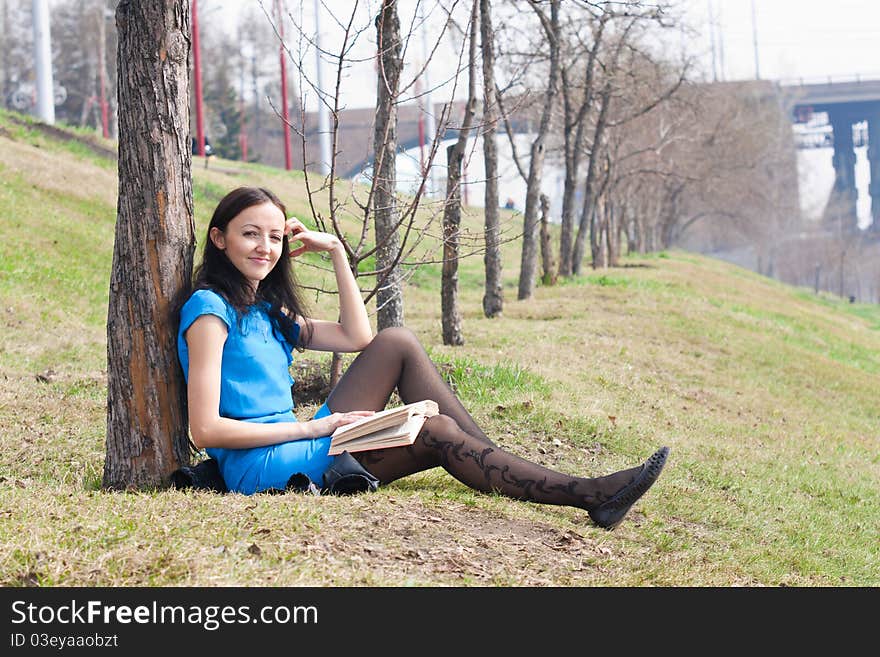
[{"x1": 1, "y1": 109, "x2": 878, "y2": 586}]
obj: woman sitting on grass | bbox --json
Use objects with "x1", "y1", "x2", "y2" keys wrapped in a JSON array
[{"x1": 177, "y1": 186, "x2": 669, "y2": 530}]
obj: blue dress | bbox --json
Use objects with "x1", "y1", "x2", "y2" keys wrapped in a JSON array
[{"x1": 177, "y1": 289, "x2": 333, "y2": 494}]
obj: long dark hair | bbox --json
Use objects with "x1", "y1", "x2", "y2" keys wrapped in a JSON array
[{"x1": 189, "y1": 186, "x2": 312, "y2": 348}]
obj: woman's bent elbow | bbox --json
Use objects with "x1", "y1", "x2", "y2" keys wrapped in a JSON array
[
  {"x1": 189, "y1": 423, "x2": 215, "y2": 450},
  {"x1": 354, "y1": 333, "x2": 374, "y2": 351},
  {"x1": 342, "y1": 330, "x2": 374, "y2": 352}
]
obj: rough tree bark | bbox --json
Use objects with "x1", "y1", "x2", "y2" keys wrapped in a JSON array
[
  {"x1": 442, "y1": 142, "x2": 465, "y2": 346},
  {"x1": 480, "y1": 0, "x2": 503, "y2": 318},
  {"x1": 104, "y1": 0, "x2": 194, "y2": 489},
  {"x1": 373, "y1": 0, "x2": 404, "y2": 330},
  {"x1": 539, "y1": 193, "x2": 557, "y2": 285},
  {"x1": 441, "y1": 0, "x2": 478, "y2": 346},
  {"x1": 517, "y1": 0, "x2": 560, "y2": 300}
]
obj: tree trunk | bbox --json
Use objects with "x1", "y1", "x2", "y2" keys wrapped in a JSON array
[
  {"x1": 441, "y1": 0, "x2": 479, "y2": 346},
  {"x1": 558, "y1": 161, "x2": 577, "y2": 277},
  {"x1": 480, "y1": 0, "x2": 502, "y2": 318},
  {"x1": 330, "y1": 351, "x2": 344, "y2": 389},
  {"x1": 442, "y1": 143, "x2": 464, "y2": 346},
  {"x1": 606, "y1": 199, "x2": 618, "y2": 267},
  {"x1": 104, "y1": 0, "x2": 194, "y2": 490},
  {"x1": 539, "y1": 193, "x2": 557, "y2": 285},
  {"x1": 572, "y1": 88, "x2": 611, "y2": 275},
  {"x1": 626, "y1": 214, "x2": 638, "y2": 255},
  {"x1": 373, "y1": 0, "x2": 404, "y2": 330},
  {"x1": 589, "y1": 202, "x2": 602, "y2": 268},
  {"x1": 517, "y1": 0, "x2": 560, "y2": 300}
]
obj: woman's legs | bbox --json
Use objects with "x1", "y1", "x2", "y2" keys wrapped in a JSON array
[
  {"x1": 325, "y1": 327, "x2": 493, "y2": 444},
  {"x1": 355, "y1": 414, "x2": 648, "y2": 510},
  {"x1": 324, "y1": 327, "x2": 668, "y2": 526}
]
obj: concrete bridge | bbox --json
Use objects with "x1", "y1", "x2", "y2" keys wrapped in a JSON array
[{"x1": 783, "y1": 77, "x2": 880, "y2": 233}]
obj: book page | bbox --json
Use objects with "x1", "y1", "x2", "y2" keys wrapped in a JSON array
[
  {"x1": 331, "y1": 400, "x2": 438, "y2": 440},
  {"x1": 328, "y1": 413, "x2": 428, "y2": 455}
]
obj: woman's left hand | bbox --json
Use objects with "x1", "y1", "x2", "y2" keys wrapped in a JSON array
[{"x1": 285, "y1": 216, "x2": 342, "y2": 258}]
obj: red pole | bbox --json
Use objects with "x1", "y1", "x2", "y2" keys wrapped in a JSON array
[
  {"x1": 277, "y1": 0, "x2": 292, "y2": 170},
  {"x1": 99, "y1": 72, "x2": 109, "y2": 139},
  {"x1": 192, "y1": 0, "x2": 205, "y2": 156}
]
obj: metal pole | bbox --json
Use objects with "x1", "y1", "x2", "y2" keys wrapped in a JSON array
[
  {"x1": 420, "y1": 0, "x2": 436, "y2": 196},
  {"x1": 32, "y1": 0, "x2": 55, "y2": 124},
  {"x1": 314, "y1": 0, "x2": 331, "y2": 175},
  {"x1": 751, "y1": 0, "x2": 760, "y2": 80},
  {"x1": 277, "y1": 0, "x2": 292, "y2": 170},
  {"x1": 707, "y1": 0, "x2": 717, "y2": 82},
  {"x1": 192, "y1": 0, "x2": 205, "y2": 156},
  {"x1": 717, "y1": 0, "x2": 726, "y2": 81}
]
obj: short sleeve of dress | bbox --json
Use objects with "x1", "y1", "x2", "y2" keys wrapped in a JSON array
[
  {"x1": 281, "y1": 319, "x2": 301, "y2": 353},
  {"x1": 179, "y1": 289, "x2": 232, "y2": 335}
]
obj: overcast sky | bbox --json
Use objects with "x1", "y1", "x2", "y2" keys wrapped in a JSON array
[{"x1": 680, "y1": 0, "x2": 880, "y2": 83}]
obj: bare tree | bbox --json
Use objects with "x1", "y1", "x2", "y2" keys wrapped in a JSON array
[
  {"x1": 479, "y1": 0, "x2": 503, "y2": 317},
  {"x1": 441, "y1": 0, "x2": 479, "y2": 346},
  {"x1": 265, "y1": 1, "x2": 466, "y2": 380},
  {"x1": 557, "y1": 6, "x2": 608, "y2": 277},
  {"x1": 563, "y1": 10, "x2": 685, "y2": 272},
  {"x1": 539, "y1": 192, "x2": 556, "y2": 284},
  {"x1": 570, "y1": 15, "x2": 640, "y2": 274},
  {"x1": 104, "y1": 0, "x2": 194, "y2": 489},
  {"x1": 516, "y1": 0, "x2": 560, "y2": 300},
  {"x1": 374, "y1": 0, "x2": 405, "y2": 330}
]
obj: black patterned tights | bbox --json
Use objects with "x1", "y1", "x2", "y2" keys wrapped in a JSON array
[{"x1": 324, "y1": 327, "x2": 643, "y2": 512}]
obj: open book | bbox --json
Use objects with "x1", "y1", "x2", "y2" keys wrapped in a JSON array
[{"x1": 328, "y1": 400, "x2": 439, "y2": 455}]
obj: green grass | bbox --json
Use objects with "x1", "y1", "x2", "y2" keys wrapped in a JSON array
[
  {"x1": 0, "y1": 110, "x2": 878, "y2": 586},
  {"x1": 0, "y1": 108, "x2": 116, "y2": 169},
  {"x1": 429, "y1": 352, "x2": 550, "y2": 406}
]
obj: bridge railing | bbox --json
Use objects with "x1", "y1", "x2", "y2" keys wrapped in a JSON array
[{"x1": 779, "y1": 73, "x2": 880, "y2": 87}]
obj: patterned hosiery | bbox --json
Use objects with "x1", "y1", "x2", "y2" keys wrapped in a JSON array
[
  {"x1": 354, "y1": 414, "x2": 643, "y2": 511},
  {"x1": 324, "y1": 327, "x2": 643, "y2": 511},
  {"x1": 325, "y1": 326, "x2": 494, "y2": 445}
]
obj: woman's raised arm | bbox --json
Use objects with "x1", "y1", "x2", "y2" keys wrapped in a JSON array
[{"x1": 287, "y1": 217, "x2": 373, "y2": 353}]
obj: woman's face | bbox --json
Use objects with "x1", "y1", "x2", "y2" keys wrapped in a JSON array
[{"x1": 210, "y1": 201, "x2": 286, "y2": 289}]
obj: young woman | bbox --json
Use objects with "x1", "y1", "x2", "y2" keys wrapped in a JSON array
[{"x1": 177, "y1": 186, "x2": 669, "y2": 530}]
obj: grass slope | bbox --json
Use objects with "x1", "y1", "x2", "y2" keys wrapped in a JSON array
[{"x1": 0, "y1": 110, "x2": 877, "y2": 586}]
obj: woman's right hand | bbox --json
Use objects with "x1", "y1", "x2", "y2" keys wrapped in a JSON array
[{"x1": 308, "y1": 411, "x2": 375, "y2": 437}]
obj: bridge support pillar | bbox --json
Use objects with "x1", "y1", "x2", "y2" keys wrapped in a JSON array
[
  {"x1": 867, "y1": 113, "x2": 880, "y2": 234},
  {"x1": 823, "y1": 111, "x2": 858, "y2": 232}
]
